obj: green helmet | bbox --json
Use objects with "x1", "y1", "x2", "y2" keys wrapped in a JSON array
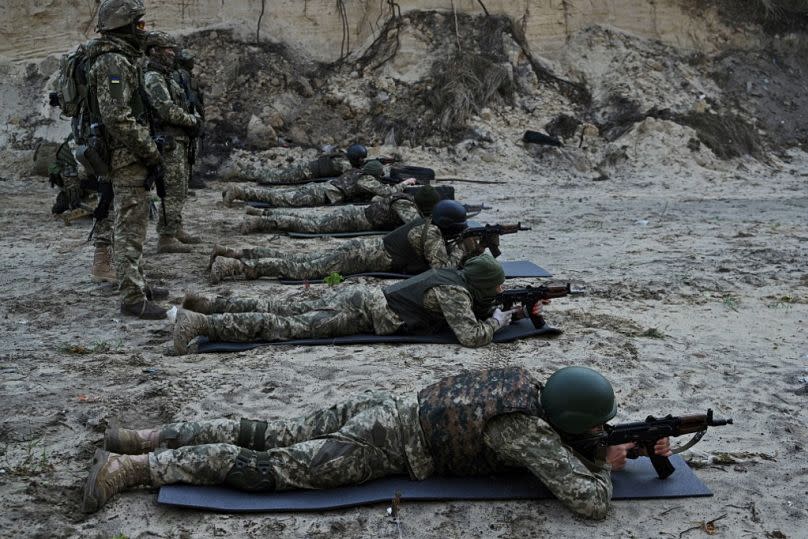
[
  {"x1": 413, "y1": 185, "x2": 441, "y2": 216},
  {"x1": 97, "y1": 0, "x2": 146, "y2": 32},
  {"x1": 145, "y1": 31, "x2": 177, "y2": 52},
  {"x1": 541, "y1": 366, "x2": 617, "y2": 434},
  {"x1": 361, "y1": 159, "x2": 384, "y2": 179}
]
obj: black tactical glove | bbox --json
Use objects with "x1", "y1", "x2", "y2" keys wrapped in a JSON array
[
  {"x1": 94, "y1": 180, "x2": 114, "y2": 221},
  {"x1": 144, "y1": 163, "x2": 165, "y2": 192},
  {"x1": 185, "y1": 117, "x2": 203, "y2": 139}
]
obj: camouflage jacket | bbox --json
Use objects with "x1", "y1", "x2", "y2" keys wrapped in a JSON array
[
  {"x1": 143, "y1": 60, "x2": 198, "y2": 139},
  {"x1": 85, "y1": 35, "x2": 159, "y2": 170}
]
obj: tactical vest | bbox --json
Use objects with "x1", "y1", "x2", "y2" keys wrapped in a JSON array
[
  {"x1": 145, "y1": 66, "x2": 192, "y2": 138},
  {"x1": 381, "y1": 217, "x2": 431, "y2": 273},
  {"x1": 309, "y1": 154, "x2": 345, "y2": 178},
  {"x1": 383, "y1": 268, "x2": 466, "y2": 333},
  {"x1": 364, "y1": 193, "x2": 414, "y2": 228},
  {"x1": 329, "y1": 169, "x2": 375, "y2": 200},
  {"x1": 418, "y1": 367, "x2": 543, "y2": 476}
]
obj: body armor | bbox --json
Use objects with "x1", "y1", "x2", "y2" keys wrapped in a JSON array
[
  {"x1": 418, "y1": 367, "x2": 543, "y2": 475},
  {"x1": 381, "y1": 217, "x2": 430, "y2": 273},
  {"x1": 329, "y1": 169, "x2": 374, "y2": 200},
  {"x1": 364, "y1": 193, "x2": 414, "y2": 228},
  {"x1": 383, "y1": 268, "x2": 466, "y2": 334}
]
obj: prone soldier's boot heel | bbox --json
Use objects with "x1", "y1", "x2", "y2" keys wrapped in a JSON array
[
  {"x1": 104, "y1": 426, "x2": 158, "y2": 454},
  {"x1": 81, "y1": 450, "x2": 150, "y2": 513}
]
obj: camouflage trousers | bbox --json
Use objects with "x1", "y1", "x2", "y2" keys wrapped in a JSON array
[
  {"x1": 230, "y1": 182, "x2": 344, "y2": 207},
  {"x1": 111, "y1": 162, "x2": 150, "y2": 304},
  {"x1": 149, "y1": 393, "x2": 435, "y2": 489},
  {"x1": 205, "y1": 284, "x2": 403, "y2": 342},
  {"x1": 257, "y1": 206, "x2": 373, "y2": 233},
  {"x1": 239, "y1": 237, "x2": 393, "y2": 280},
  {"x1": 156, "y1": 138, "x2": 189, "y2": 237},
  {"x1": 94, "y1": 215, "x2": 113, "y2": 248}
]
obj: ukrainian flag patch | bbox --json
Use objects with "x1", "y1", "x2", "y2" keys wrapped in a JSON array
[{"x1": 109, "y1": 74, "x2": 124, "y2": 99}]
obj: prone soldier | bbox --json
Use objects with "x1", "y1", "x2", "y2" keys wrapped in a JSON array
[
  {"x1": 81, "y1": 365, "x2": 674, "y2": 519},
  {"x1": 239, "y1": 184, "x2": 442, "y2": 234},
  {"x1": 208, "y1": 200, "x2": 482, "y2": 282},
  {"x1": 222, "y1": 159, "x2": 416, "y2": 208},
  {"x1": 225, "y1": 143, "x2": 368, "y2": 185}
]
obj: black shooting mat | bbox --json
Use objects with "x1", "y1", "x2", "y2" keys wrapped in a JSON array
[
  {"x1": 157, "y1": 455, "x2": 711, "y2": 513},
  {"x1": 195, "y1": 318, "x2": 561, "y2": 353},
  {"x1": 277, "y1": 261, "x2": 552, "y2": 285}
]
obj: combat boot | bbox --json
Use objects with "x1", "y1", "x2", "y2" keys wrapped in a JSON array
[
  {"x1": 120, "y1": 300, "x2": 168, "y2": 320},
  {"x1": 104, "y1": 426, "x2": 157, "y2": 454},
  {"x1": 176, "y1": 228, "x2": 202, "y2": 244},
  {"x1": 91, "y1": 245, "x2": 116, "y2": 283},
  {"x1": 240, "y1": 216, "x2": 274, "y2": 234},
  {"x1": 173, "y1": 309, "x2": 209, "y2": 355},
  {"x1": 182, "y1": 291, "x2": 214, "y2": 314},
  {"x1": 209, "y1": 257, "x2": 246, "y2": 284},
  {"x1": 157, "y1": 235, "x2": 192, "y2": 254},
  {"x1": 145, "y1": 284, "x2": 169, "y2": 301},
  {"x1": 81, "y1": 450, "x2": 150, "y2": 513},
  {"x1": 208, "y1": 244, "x2": 242, "y2": 270},
  {"x1": 222, "y1": 188, "x2": 240, "y2": 207}
]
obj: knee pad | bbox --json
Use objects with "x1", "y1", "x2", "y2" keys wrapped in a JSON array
[
  {"x1": 238, "y1": 418, "x2": 268, "y2": 450},
  {"x1": 224, "y1": 448, "x2": 276, "y2": 491}
]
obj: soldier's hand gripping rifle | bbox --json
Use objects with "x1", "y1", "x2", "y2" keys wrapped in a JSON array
[
  {"x1": 495, "y1": 283, "x2": 580, "y2": 328},
  {"x1": 458, "y1": 223, "x2": 531, "y2": 257},
  {"x1": 579, "y1": 409, "x2": 734, "y2": 479}
]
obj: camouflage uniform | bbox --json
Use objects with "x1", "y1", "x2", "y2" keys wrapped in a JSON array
[
  {"x1": 226, "y1": 220, "x2": 472, "y2": 281},
  {"x1": 192, "y1": 272, "x2": 498, "y2": 347},
  {"x1": 233, "y1": 153, "x2": 353, "y2": 185},
  {"x1": 85, "y1": 35, "x2": 161, "y2": 304},
  {"x1": 251, "y1": 194, "x2": 421, "y2": 234},
  {"x1": 226, "y1": 170, "x2": 405, "y2": 208},
  {"x1": 143, "y1": 368, "x2": 612, "y2": 519},
  {"x1": 143, "y1": 58, "x2": 199, "y2": 238}
]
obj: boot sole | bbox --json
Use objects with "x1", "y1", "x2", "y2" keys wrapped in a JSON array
[{"x1": 81, "y1": 449, "x2": 110, "y2": 513}]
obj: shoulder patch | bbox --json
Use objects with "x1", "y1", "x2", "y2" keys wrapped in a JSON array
[{"x1": 108, "y1": 72, "x2": 124, "y2": 99}]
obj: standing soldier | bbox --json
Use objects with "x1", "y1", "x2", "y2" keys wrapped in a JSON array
[
  {"x1": 173, "y1": 49, "x2": 206, "y2": 190},
  {"x1": 84, "y1": 0, "x2": 168, "y2": 318},
  {"x1": 142, "y1": 31, "x2": 203, "y2": 252}
]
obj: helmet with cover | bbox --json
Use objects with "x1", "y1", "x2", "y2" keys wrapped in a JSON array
[
  {"x1": 97, "y1": 0, "x2": 146, "y2": 32},
  {"x1": 540, "y1": 366, "x2": 617, "y2": 434}
]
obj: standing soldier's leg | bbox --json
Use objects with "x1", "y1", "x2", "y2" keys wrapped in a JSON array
[
  {"x1": 91, "y1": 215, "x2": 115, "y2": 282},
  {"x1": 113, "y1": 163, "x2": 166, "y2": 319},
  {"x1": 156, "y1": 140, "x2": 191, "y2": 253}
]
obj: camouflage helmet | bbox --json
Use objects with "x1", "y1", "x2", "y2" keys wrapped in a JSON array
[
  {"x1": 346, "y1": 144, "x2": 368, "y2": 167},
  {"x1": 97, "y1": 0, "x2": 146, "y2": 32},
  {"x1": 431, "y1": 200, "x2": 467, "y2": 235},
  {"x1": 540, "y1": 366, "x2": 617, "y2": 434},
  {"x1": 360, "y1": 159, "x2": 384, "y2": 179},
  {"x1": 145, "y1": 31, "x2": 178, "y2": 52}
]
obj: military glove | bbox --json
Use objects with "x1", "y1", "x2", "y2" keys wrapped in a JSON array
[
  {"x1": 491, "y1": 308, "x2": 513, "y2": 329},
  {"x1": 185, "y1": 116, "x2": 203, "y2": 138}
]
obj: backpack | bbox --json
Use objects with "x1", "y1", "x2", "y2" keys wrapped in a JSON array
[{"x1": 53, "y1": 45, "x2": 90, "y2": 118}]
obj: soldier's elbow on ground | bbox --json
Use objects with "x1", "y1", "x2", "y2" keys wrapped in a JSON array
[{"x1": 567, "y1": 494, "x2": 611, "y2": 520}]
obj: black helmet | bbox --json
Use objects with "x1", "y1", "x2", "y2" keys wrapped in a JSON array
[
  {"x1": 540, "y1": 366, "x2": 617, "y2": 434},
  {"x1": 431, "y1": 200, "x2": 467, "y2": 235},
  {"x1": 346, "y1": 144, "x2": 367, "y2": 168}
]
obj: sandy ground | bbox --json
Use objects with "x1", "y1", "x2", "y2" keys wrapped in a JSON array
[{"x1": 1, "y1": 123, "x2": 807, "y2": 538}]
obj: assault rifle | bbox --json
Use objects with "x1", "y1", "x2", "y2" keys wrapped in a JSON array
[
  {"x1": 457, "y1": 223, "x2": 531, "y2": 257},
  {"x1": 585, "y1": 409, "x2": 734, "y2": 479},
  {"x1": 462, "y1": 203, "x2": 492, "y2": 218},
  {"x1": 495, "y1": 283, "x2": 579, "y2": 328},
  {"x1": 370, "y1": 156, "x2": 400, "y2": 165},
  {"x1": 144, "y1": 135, "x2": 173, "y2": 224},
  {"x1": 87, "y1": 179, "x2": 114, "y2": 242}
]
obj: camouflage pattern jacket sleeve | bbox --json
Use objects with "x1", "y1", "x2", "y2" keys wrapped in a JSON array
[
  {"x1": 144, "y1": 69, "x2": 199, "y2": 130},
  {"x1": 89, "y1": 52, "x2": 160, "y2": 167},
  {"x1": 423, "y1": 285, "x2": 498, "y2": 347},
  {"x1": 390, "y1": 198, "x2": 421, "y2": 223},
  {"x1": 483, "y1": 413, "x2": 613, "y2": 519},
  {"x1": 356, "y1": 175, "x2": 406, "y2": 197},
  {"x1": 408, "y1": 223, "x2": 467, "y2": 269}
]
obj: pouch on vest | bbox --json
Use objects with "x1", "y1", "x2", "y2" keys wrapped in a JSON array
[{"x1": 75, "y1": 123, "x2": 110, "y2": 176}]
